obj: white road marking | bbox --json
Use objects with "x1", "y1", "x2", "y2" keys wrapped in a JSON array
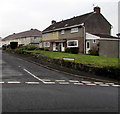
[
  {"x1": 55, "y1": 80, "x2": 66, "y2": 82},
  {"x1": 43, "y1": 82, "x2": 55, "y2": 84},
  {"x1": 59, "y1": 82, "x2": 69, "y2": 85},
  {"x1": 81, "y1": 81, "x2": 91, "y2": 84},
  {"x1": 86, "y1": 83, "x2": 96, "y2": 86},
  {"x1": 25, "y1": 82, "x2": 40, "y2": 84},
  {"x1": 94, "y1": 82, "x2": 104, "y2": 84},
  {"x1": 74, "y1": 83, "x2": 84, "y2": 85},
  {"x1": 23, "y1": 68, "x2": 44, "y2": 82},
  {"x1": 99, "y1": 84, "x2": 110, "y2": 87},
  {"x1": 0, "y1": 82, "x2": 4, "y2": 84},
  {"x1": 69, "y1": 80, "x2": 79, "y2": 83},
  {"x1": 111, "y1": 85, "x2": 120, "y2": 87},
  {"x1": 7, "y1": 81, "x2": 21, "y2": 84},
  {"x1": 105, "y1": 83, "x2": 115, "y2": 85}
]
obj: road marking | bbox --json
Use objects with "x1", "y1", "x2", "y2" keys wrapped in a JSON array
[
  {"x1": 81, "y1": 81, "x2": 91, "y2": 84},
  {"x1": 0, "y1": 82, "x2": 4, "y2": 84},
  {"x1": 43, "y1": 82, "x2": 55, "y2": 84},
  {"x1": 55, "y1": 80, "x2": 66, "y2": 82},
  {"x1": 23, "y1": 68, "x2": 44, "y2": 82},
  {"x1": 111, "y1": 85, "x2": 120, "y2": 87},
  {"x1": 7, "y1": 81, "x2": 21, "y2": 84},
  {"x1": 69, "y1": 80, "x2": 79, "y2": 83},
  {"x1": 74, "y1": 83, "x2": 84, "y2": 85},
  {"x1": 25, "y1": 82, "x2": 40, "y2": 84},
  {"x1": 86, "y1": 83, "x2": 97, "y2": 86},
  {"x1": 99, "y1": 84, "x2": 110, "y2": 87},
  {"x1": 94, "y1": 82, "x2": 104, "y2": 84},
  {"x1": 105, "y1": 83, "x2": 115, "y2": 85},
  {"x1": 59, "y1": 82, "x2": 69, "y2": 85}
]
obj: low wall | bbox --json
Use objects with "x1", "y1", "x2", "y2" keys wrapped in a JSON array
[{"x1": 24, "y1": 51, "x2": 120, "y2": 80}]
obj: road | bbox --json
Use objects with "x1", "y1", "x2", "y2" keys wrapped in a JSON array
[{"x1": 1, "y1": 50, "x2": 119, "y2": 113}]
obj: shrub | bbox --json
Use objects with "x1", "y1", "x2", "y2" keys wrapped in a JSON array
[
  {"x1": 39, "y1": 47, "x2": 44, "y2": 50},
  {"x1": 88, "y1": 46, "x2": 99, "y2": 56},
  {"x1": 65, "y1": 47, "x2": 79, "y2": 54},
  {"x1": 44, "y1": 48, "x2": 49, "y2": 51},
  {"x1": 26, "y1": 45, "x2": 37, "y2": 50}
]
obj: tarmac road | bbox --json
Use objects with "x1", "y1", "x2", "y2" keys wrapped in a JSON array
[{"x1": 1, "y1": 51, "x2": 119, "y2": 113}]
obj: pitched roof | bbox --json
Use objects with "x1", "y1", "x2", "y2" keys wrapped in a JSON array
[
  {"x1": 93, "y1": 33, "x2": 118, "y2": 39},
  {"x1": 2, "y1": 29, "x2": 42, "y2": 41},
  {"x1": 43, "y1": 12, "x2": 94, "y2": 33},
  {"x1": 43, "y1": 10, "x2": 111, "y2": 33}
]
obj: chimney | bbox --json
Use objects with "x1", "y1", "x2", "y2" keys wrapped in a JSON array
[
  {"x1": 51, "y1": 20, "x2": 56, "y2": 25},
  {"x1": 94, "y1": 7, "x2": 101, "y2": 13}
]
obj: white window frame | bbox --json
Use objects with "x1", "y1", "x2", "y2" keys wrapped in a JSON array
[
  {"x1": 61, "y1": 30, "x2": 65, "y2": 35},
  {"x1": 71, "y1": 27, "x2": 78, "y2": 33},
  {"x1": 67, "y1": 40, "x2": 78, "y2": 47},
  {"x1": 44, "y1": 42, "x2": 50, "y2": 47}
]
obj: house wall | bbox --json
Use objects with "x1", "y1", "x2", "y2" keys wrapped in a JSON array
[
  {"x1": 86, "y1": 39, "x2": 99, "y2": 48},
  {"x1": 99, "y1": 40, "x2": 119, "y2": 58},
  {"x1": 2, "y1": 36, "x2": 41, "y2": 46},
  {"x1": 42, "y1": 31, "x2": 59, "y2": 41},
  {"x1": 59, "y1": 27, "x2": 84, "y2": 39},
  {"x1": 85, "y1": 14, "x2": 111, "y2": 35}
]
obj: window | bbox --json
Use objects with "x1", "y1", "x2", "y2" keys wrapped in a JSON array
[
  {"x1": 71, "y1": 27, "x2": 78, "y2": 33},
  {"x1": 67, "y1": 40, "x2": 78, "y2": 47},
  {"x1": 43, "y1": 33, "x2": 47, "y2": 37},
  {"x1": 53, "y1": 32, "x2": 56, "y2": 35},
  {"x1": 44, "y1": 42, "x2": 50, "y2": 47},
  {"x1": 61, "y1": 30, "x2": 65, "y2": 35},
  {"x1": 93, "y1": 40, "x2": 96, "y2": 43}
]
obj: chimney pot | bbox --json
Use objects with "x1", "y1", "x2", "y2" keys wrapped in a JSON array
[
  {"x1": 94, "y1": 7, "x2": 101, "y2": 13},
  {"x1": 51, "y1": 20, "x2": 56, "y2": 25}
]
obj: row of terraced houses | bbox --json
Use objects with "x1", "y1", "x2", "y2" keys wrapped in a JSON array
[{"x1": 1, "y1": 7, "x2": 120, "y2": 58}]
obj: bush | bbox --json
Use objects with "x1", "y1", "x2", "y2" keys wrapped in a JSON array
[
  {"x1": 26, "y1": 45, "x2": 37, "y2": 50},
  {"x1": 65, "y1": 47, "x2": 79, "y2": 54},
  {"x1": 44, "y1": 48, "x2": 49, "y2": 51},
  {"x1": 88, "y1": 46, "x2": 99, "y2": 56},
  {"x1": 39, "y1": 47, "x2": 44, "y2": 50}
]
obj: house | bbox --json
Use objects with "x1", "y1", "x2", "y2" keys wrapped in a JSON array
[
  {"x1": 42, "y1": 7, "x2": 112, "y2": 54},
  {"x1": 2, "y1": 29, "x2": 42, "y2": 46}
]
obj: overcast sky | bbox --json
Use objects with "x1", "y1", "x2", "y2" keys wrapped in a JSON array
[{"x1": 0, "y1": 0, "x2": 119, "y2": 38}]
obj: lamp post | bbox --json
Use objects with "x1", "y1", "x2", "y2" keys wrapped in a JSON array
[
  {"x1": 116, "y1": 33, "x2": 120, "y2": 59},
  {"x1": 116, "y1": 33, "x2": 120, "y2": 68}
]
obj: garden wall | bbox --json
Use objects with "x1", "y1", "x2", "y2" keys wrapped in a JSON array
[{"x1": 24, "y1": 52, "x2": 120, "y2": 80}]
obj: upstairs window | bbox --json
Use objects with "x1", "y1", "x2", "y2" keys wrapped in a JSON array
[
  {"x1": 71, "y1": 27, "x2": 78, "y2": 33},
  {"x1": 61, "y1": 30, "x2": 65, "y2": 35},
  {"x1": 44, "y1": 42, "x2": 50, "y2": 47},
  {"x1": 67, "y1": 40, "x2": 78, "y2": 47}
]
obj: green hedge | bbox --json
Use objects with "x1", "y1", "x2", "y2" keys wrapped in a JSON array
[{"x1": 65, "y1": 47, "x2": 79, "y2": 54}]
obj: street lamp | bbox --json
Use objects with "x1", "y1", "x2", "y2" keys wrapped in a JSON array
[{"x1": 116, "y1": 33, "x2": 120, "y2": 59}]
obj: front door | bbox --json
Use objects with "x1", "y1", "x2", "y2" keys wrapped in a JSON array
[
  {"x1": 86, "y1": 41, "x2": 90, "y2": 54},
  {"x1": 60, "y1": 43, "x2": 65, "y2": 52}
]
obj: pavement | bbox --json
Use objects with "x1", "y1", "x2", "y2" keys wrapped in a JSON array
[{"x1": 1, "y1": 50, "x2": 119, "y2": 113}]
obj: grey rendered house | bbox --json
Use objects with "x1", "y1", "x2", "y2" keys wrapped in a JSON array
[
  {"x1": 42, "y1": 7, "x2": 112, "y2": 54},
  {"x1": 2, "y1": 29, "x2": 42, "y2": 46}
]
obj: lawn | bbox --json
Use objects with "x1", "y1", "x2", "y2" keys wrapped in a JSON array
[{"x1": 25, "y1": 50, "x2": 120, "y2": 68}]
